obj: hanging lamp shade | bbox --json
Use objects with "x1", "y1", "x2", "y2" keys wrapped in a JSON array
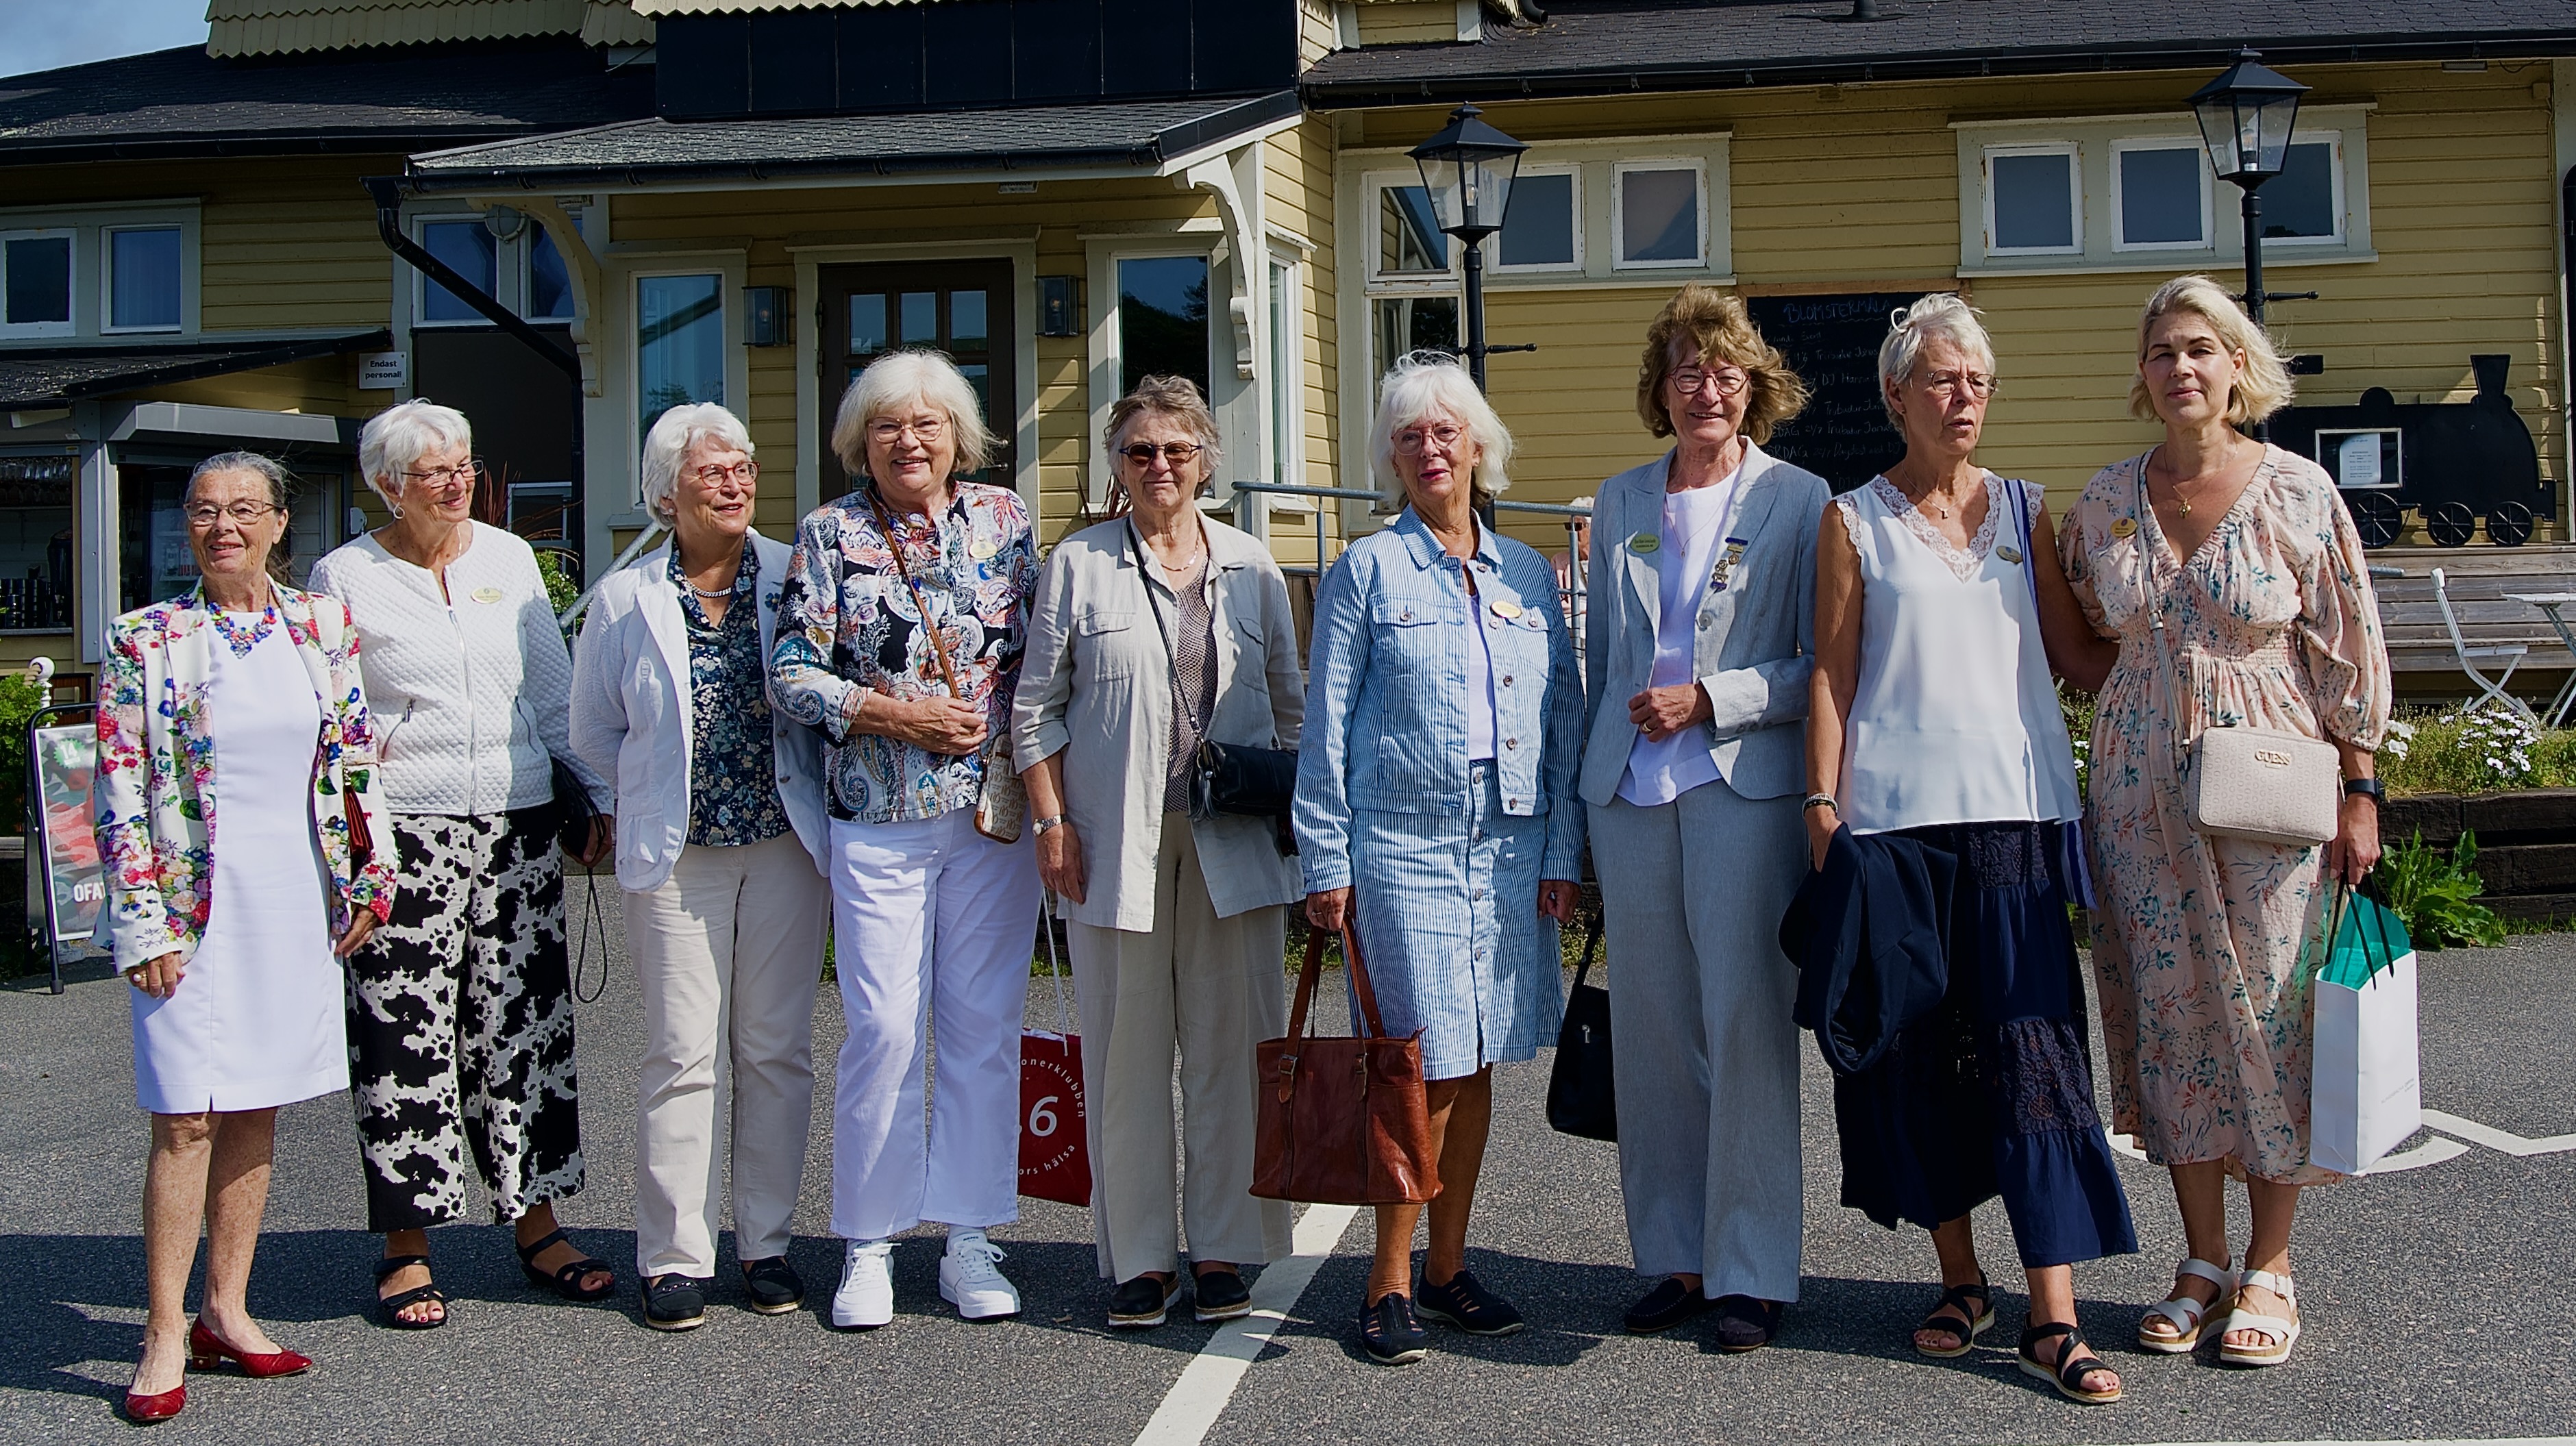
[
  {"x1": 2190, "y1": 49, "x2": 2309, "y2": 183},
  {"x1": 1408, "y1": 103, "x2": 1529, "y2": 240}
]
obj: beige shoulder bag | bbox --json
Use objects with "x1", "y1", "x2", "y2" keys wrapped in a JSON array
[{"x1": 2136, "y1": 460, "x2": 2341, "y2": 847}]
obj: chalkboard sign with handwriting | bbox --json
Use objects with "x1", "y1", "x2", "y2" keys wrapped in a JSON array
[{"x1": 1746, "y1": 292, "x2": 1929, "y2": 493}]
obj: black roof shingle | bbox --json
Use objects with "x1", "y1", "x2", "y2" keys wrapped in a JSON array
[{"x1": 0, "y1": 332, "x2": 392, "y2": 410}]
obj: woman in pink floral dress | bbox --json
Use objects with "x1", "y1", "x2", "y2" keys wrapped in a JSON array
[{"x1": 2057, "y1": 276, "x2": 2390, "y2": 1371}]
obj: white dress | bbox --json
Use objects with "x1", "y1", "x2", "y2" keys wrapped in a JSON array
[{"x1": 128, "y1": 614, "x2": 347, "y2": 1113}]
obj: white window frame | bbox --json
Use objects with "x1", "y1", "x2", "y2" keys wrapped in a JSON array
[
  {"x1": 0, "y1": 227, "x2": 77, "y2": 339},
  {"x1": 627, "y1": 264, "x2": 737, "y2": 499},
  {"x1": 2261, "y1": 129, "x2": 2349, "y2": 247},
  {"x1": 2109, "y1": 138, "x2": 2213, "y2": 253},
  {"x1": 1365, "y1": 175, "x2": 1458, "y2": 288},
  {"x1": 1088, "y1": 239, "x2": 1223, "y2": 506},
  {"x1": 99, "y1": 223, "x2": 187, "y2": 334},
  {"x1": 1611, "y1": 158, "x2": 1709, "y2": 271},
  {"x1": 1267, "y1": 245, "x2": 1306, "y2": 488},
  {"x1": 1491, "y1": 164, "x2": 1584, "y2": 275},
  {"x1": 1982, "y1": 142, "x2": 2084, "y2": 257}
]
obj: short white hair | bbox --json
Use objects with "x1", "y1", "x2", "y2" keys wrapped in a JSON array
[
  {"x1": 640, "y1": 403, "x2": 754, "y2": 523},
  {"x1": 830, "y1": 349, "x2": 995, "y2": 479},
  {"x1": 358, "y1": 398, "x2": 473, "y2": 505},
  {"x1": 1368, "y1": 351, "x2": 1513, "y2": 507},
  {"x1": 1876, "y1": 294, "x2": 1996, "y2": 426}
]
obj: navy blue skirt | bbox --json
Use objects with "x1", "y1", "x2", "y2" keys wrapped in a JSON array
[{"x1": 1831, "y1": 821, "x2": 2137, "y2": 1269}]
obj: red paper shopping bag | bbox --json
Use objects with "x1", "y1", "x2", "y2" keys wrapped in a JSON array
[{"x1": 1019, "y1": 913, "x2": 1091, "y2": 1206}]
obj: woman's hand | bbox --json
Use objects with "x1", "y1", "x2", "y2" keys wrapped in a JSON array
[
  {"x1": 1305, "y1": 886, "x2": 1352, "y2": 932},
  {"x1": 1806, "y1": 803, "x2": 1840, "y2": 872},
  {"x1": 871, "y1": 694, "x2": 989, "y2": 756},
  {"x1": 1627, "y1": 683, "x2": 1713, "y2": 743},
  {"x1": 334, "y1": 911, "x2": 379, "y2": 958},
  {"x1": 125, "y1": 951, "x2": 185, "y2": 999},
  {"x1": 1037, "y1": 821, "x2": 1087, "y2": 905},
  {"x1": 1537, "y1": 879, "x2": 1579, "y2": 922},
  {"x1": 573, "y1": 814, "x2": 615, "y2": 869},
  {"x1": 2325, "y1": 794, "x2": 2381, "y2": 887}
]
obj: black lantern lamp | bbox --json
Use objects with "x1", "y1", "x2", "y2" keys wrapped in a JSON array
[
  {"x1": 2190, "y1": 49, "x2": 2309, "y2": 329},
  {"x1": 1409, "y1": 103, "x2": 1528, "y2": 391}
]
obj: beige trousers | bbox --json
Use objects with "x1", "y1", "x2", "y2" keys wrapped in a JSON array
[
  {"x1": 628, "y1": 831, "x2": 830, "y2": 1278},
  {"x1": 1067, "y1": 815, "x2": 1292, "y2": 1283}
]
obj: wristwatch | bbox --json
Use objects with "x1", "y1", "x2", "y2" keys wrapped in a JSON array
[
  {"x1": 1802, "y1": 793, "x2": 1838, "y2": 813},
  {"x1": 1032, "y1": 814, "x2": 1068, "y2": 835},
  {"x1": 2342, "y1": 778, "x2": 2384, "y2": 803}
]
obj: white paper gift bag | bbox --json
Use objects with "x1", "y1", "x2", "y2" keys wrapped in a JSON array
[{"x1": 2309, "y1": 888, "x2": 2423, "y2": 1175}]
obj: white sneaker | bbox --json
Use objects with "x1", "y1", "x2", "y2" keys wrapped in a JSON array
[
  {"x1": 832, "y1": 1238, "x2": 895, "y2": 1329},
  {"x1": 939, "y1": 1230, "x2": 1020, "y2": 1321}
]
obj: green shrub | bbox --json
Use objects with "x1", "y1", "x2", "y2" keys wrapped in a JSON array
[
  {"x1": 2373, "y1": 830, "x2": 2506, "y2": 950},
  {"x1": 0, "y1": 671, "x2": 47, "y2": 831},
  {"x1": 534, "y1": 549, "x2": 579, "y2": 615},
  {"x1": 2377, "y1": 708, "x2": 2576, "y2": 795}
]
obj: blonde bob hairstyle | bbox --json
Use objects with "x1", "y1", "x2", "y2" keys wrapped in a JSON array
[
  {"x1": 2128, "y1": 273, "x2": 2296, "y2": 425},
  {"x1": 1635, "y1": 284, "x2": 1809, "y2": 445},
  {"x1": 1877, "y1": 293, "x2": 1998, "y2": 427},
  {"x1": 830, "y1": 348, "x2": 997, "y2": 479},
  {"x1": 357, "y1": 398, "x2": 472, "y2": 506},
  {"x1": 639, "y1": 403, "x2": 754, "y2": 523},
  {"x1": 1104, "y1": 373, "x2": 1224, "y2": 493},
  {"x1": 1369, "y1": 350, "x2": 1513, "y2": 508}
]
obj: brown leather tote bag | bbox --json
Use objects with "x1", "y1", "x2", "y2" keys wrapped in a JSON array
[{"x1": 1251, "y1": 921, "x2": 1438, "y2": 1206}]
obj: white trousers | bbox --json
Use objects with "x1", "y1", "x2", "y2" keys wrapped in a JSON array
[
  {"x1": 1066, "y1": 816, "x2": 1292, "y2": 1283},
  {"x1": 628, "y1": 831, "x2": 830, "y2": 1278},
  {"x1": 830, "y1": 809, "x2": 1041, "y2": 1241}
]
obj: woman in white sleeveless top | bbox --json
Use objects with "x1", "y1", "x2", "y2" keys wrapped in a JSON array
[{"x1": 1805, "y1": 297, "x2": 2135, "y2": 1406}]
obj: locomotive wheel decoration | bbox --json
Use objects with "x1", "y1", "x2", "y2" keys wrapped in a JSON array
[{"x1": 2274, "y1": 354, "x2": 2550, "y2": 549}]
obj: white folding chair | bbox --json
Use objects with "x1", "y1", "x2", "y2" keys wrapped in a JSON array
[{"x1": 2433, "y1": 566, "x2": 2537, "y2": 721}]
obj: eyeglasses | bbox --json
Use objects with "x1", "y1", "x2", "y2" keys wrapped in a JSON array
[
  {"x1": 1922, "y1": 371, "x2": 1998, "y2": 400},
  {"x1": 689, "y1": 460, "x2": 759, "y2": 486},
  {"x1": 867, "y1": 418, "x2": 948, "y2": 445},
  {"x1": 1393, "y1": 425, "x2": 1465, "y2": 456},
  {"x1": 1668, "y1": 367, "x2": 1750, "y2": 398},
  {"x1": 401, "y1": 459, "x2": 486, "y2": 488},
  {"x1": 1118, "y1": 442, "x2": 1202, "y2": 466},
  {"x1": 184, "y1": 501, "x2": 279, "y2": 529}
]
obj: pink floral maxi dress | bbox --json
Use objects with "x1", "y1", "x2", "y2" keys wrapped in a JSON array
[{"x1": 2058, "y1": 447, "x2": 2391, "y2": 1185}]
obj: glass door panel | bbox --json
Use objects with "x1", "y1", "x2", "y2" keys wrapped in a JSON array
[{"x1": 819, "y1": 261, "x2": 1015, "y2": 493}]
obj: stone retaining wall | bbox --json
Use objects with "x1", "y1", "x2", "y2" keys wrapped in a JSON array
[{"x1": 2381, "y1": 788, "x2": 2576, "y2": 922}]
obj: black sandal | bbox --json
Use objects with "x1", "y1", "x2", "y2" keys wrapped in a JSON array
[
  {"x1": 515, "y1": 1227, "x2": 615, "y2": 1302},
  {"x1": 373, "y1": 1254, "x2": 448, "y2": 1331},
  {"x1": 2018, "y1": 1321, "x2": 2123, "y2": 1404},
  {"x1": 1914, "y1": 1273, "x2": 1993, "y2": 1358}
]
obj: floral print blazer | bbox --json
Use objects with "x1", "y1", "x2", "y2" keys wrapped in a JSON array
[{"x1": 94, "y1": 583, "x2": 396, "y2": 971}]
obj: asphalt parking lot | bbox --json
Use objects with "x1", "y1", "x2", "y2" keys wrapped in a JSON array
[{"x1": 2, "y1": 882, "x2": 2570, "y2": 1445}]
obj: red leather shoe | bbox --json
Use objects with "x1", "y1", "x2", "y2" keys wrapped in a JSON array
[
  {"x1": 188, "y1": 1319, "x2": 312, "y2": 1379},
  {"x1": 122, "y1": 1383, "x2": 184, "y2": 1424}
]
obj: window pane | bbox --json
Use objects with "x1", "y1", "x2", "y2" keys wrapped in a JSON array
[
  {"x1": 0, "y1": 456, "x2": 75, "y2": 629},
  {"x1": 1991, "y1": 152, "x2": 2075, "y2": 250},
  {"x1": 848, "y1": 294, "x2": 887, "y2": 355},
  {"x1": 951, "y1": 290, "x2": 988, "y2": 348},
  {"x1": 528, "y1": 226, "x2": 575, "y2": 319},
  {"x1": 1378, "y1": 186, "x2": 1450, "y2": 275},
  {"x1": 1375, "y1": 295, "x2": 1457, "y2": 380},
  {"x1": 1271, "y1": 258, "x2": 1296, "y2": 484},
  {"x1": 1620, "y1": 169, "x2": 1700, "y2": 264},
  {"x1": 421, "y1": 220, "x2": 497, "y2": 321},
  {"x1": 959, "y1": 362, "x2": 991, "y2": 429},
  {"x1": 2118, "y1": 148, "x2": 2203, "y2": 246},
  {"x1": 1117, "y1": 255, "x2": 1210, "y2": 397},
  {"x1": 2264, "y1": 141, "x2": 2338, "y2": 239},
  {"x1": 1498, "y1": 172, "x2": 1574, "y2": 267},
  {"x1": 900, "y1": 291, "x2": 937, "y2": 343},
  {"x1": 637, "y1": 273, "x2": 724, "y2": 445},
  {"x1": 3, "y1": 236, "x2": 71, "y2": 325},
  {"x1": 109, "y1": 228, "x2": 182, "y2": 329}
]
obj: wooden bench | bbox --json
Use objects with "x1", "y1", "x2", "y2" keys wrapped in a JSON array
[{"x1": 2369, "y1": 545, "x2": 2576, "y2": 676}]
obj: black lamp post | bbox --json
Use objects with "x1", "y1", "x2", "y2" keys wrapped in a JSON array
[
  {"x1": 2190, "y1": 49, "x2": 2309, "y2": 332},
  {"x1": 1409, "y1": 103, "x2": 1528, "y2": 391}
]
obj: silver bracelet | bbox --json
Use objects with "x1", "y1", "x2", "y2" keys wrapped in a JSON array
[{"x1": 1802, "y1": 793, "x2": 1838, "y2": 813}]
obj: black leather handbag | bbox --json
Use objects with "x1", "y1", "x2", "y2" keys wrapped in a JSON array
[
  {"x1": 549, "y1": 754, "x2": 601, "y2": 860},
  {"x1": 1546, "y1": 916, "x2": 1617, "y2": 1142}
]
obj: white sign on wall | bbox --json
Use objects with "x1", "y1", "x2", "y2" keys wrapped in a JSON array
[{"x1": 358, "y1": 351, "x2": 410, "y2": 390}]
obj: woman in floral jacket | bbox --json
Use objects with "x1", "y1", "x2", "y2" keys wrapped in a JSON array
[{"x1": 96, "y1": 451, "x2": 393, "y2": 1423}]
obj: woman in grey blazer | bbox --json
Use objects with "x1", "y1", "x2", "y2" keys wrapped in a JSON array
[
  {"x1": 1014, "y1": 377, "x2": 1302, "y2": 1331},
  {"x1": 1581, "y1": 286, "x2": 1826, "y2": 1352}
]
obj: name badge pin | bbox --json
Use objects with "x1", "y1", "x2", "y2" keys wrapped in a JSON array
[
  {"x1": 1628, "y1": 532, "x2": 1659, "y2": 554},
  {"x1": 1997, "y1": 546, "x2": 2024, "y2": 564},
  {"x1": 470, "y1": 586, "x2": 504, "y2": 604},
  {"x1": 1490, "y1": 599, "x2": 1524, "y2": 619},
  {"x1": 969, "y1": 538, "x2": 998, "y2": 560},
  {"x1": 2111, "y1": 517, "x2": 2138, "y2": 539}
]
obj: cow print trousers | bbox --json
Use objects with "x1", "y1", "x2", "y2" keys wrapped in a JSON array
[{"x1": 346, "y1": 807, "x2": 586, "y2": 1232}]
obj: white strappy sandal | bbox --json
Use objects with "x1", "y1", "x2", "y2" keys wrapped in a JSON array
[
  {"x1": 2136, "y1": 1257, "x2": 2235, "y2": 1354},
  {"x1": 2217, "y1": 1268, "x2": 2301, "y2": 1367}
]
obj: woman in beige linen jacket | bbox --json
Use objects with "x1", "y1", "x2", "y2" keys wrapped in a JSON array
[{"x1": 1013, "y1": 377, "x2": 1302, "y2": 1331}]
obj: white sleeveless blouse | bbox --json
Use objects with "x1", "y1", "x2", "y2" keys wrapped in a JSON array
[{"x1": 1835, "y1": 474, "x2": 2081, "y2": 834}]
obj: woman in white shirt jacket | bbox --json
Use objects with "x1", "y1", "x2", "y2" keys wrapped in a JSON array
[
  {"x1": 310, "y1": 399, "x2": 615, "y2": 1330},
  {"x1": 571, "y1": 404, "x2": 830, "y2": 1332}
]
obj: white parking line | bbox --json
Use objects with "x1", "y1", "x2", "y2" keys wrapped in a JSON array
[
  {"x1": 1131, "y1": 1204, "x2": 1361, "y2": 1446},
  {"x1": 2423, "y1": 1109, "x2": 2576, "y2": 1157}
]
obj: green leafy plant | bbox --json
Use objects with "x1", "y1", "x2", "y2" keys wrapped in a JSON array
[
  {"x1": 0, "y1": 671, "x2": 48, "y2": 832},
  {"x1": 2373, "y1": 829, "x2": 2506, "y2": 950},
  {"x1": 2375, "y1": 707, "x2": 2576, "y2": 795},
  {"x1": 533, "y1": 548, "x2": 579, "y2": 616}
]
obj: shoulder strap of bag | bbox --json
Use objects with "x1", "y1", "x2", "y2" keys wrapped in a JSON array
[
  {"x1": 1570, "y1": 914, "x2": 1602, "y2": 990},
  {"x1": 864, "y1": 488, "x2": 965, "y2": 700},
  {"x1": 2009, "y1": 477, "x2": 2043, "y2": 619},
  {"x1": 1285, "y1": 925, "x2": 1328, "y2": 1045},
  {"x1": 2135, "y1": 458, "x2": 2192, "y2": 777},
  {"x1": 1039, "y1": 895, "x2": 1072, "y2": 1034},
  {"x1": 1341, "y1": 919, "x2": 1393, "y2": 1039}
]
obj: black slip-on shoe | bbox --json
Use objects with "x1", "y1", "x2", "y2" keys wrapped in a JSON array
[
  {"x1": 1193, "y1": 1269, "x2": 1253, "y2": 1323},
  {"x1": 1711, "y1": 1295, "x2": 1784, "y2": 1353},
  {"x1": 1109, "y1": 1274, "x2": 1181, "y2": 1329},
  {"x1": 1360, "y1": 1292, "x2": 1429, "y2": 1365},
  {"x1": 1624, "y1": 1278, "x2": 1715, "y2": 1334},
  {"x1": 1415, "y1": 1269, "x2": 1525, "y2": 1337},
  {"x1": 741, "y1": 1256, "x2": 804, "y2": 1314},
  {"x1": 641, "y1": 1273, "x2": 709, "y2": 1332}
]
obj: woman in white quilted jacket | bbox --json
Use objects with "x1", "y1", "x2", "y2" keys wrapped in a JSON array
[{"x1": 310, "y1": 398, "x2": 615, "y2": 1330}]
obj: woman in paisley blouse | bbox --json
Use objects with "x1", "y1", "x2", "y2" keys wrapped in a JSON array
[
  {"x1": 571, "y1": 403, "x2": 831, "y2": 1332},
  {"x1": 772, "y1": 349, "x2": 1043, "y2": 1329},
  {"x1": 2059, "y1": 275, "x2": 2390, "y2": 1370},
  {"x1": 97, "y1": 451, "x2": 393, "y2": 1422}
]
